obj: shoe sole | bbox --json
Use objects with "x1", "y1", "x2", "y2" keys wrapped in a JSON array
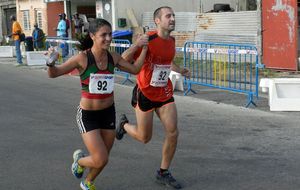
[
  {"x1": 73, "y1": 149, "x2": 83, "y2": 160},
  {"x1": 116, "y1": 115, "x2": 128, "y2": 140},
  {"x1": 71, "y1": 149, "x2": 83, "y2": 178},
  {"x1": 155, "y1": 177, "x2": 182, "y2": 189},
  {"x1": 80, "y1": 182, "x2": 86, "y2": 190},
  {"x1": 116, "y1": 127, "x2": 124, "y2": 140}
]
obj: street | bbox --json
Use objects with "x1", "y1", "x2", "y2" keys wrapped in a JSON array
[{"x1": 1, "y1": 60, "x2": 300, "y2": 190}]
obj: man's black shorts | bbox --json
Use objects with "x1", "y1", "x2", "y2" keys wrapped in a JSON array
[{"x1": 131, "y1": 85, "x2": 174, "y2": 112}]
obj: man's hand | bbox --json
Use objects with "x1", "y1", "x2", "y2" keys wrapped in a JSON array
[
  {"x1": 122, "y1": 34, "x2": 148, "y2": 62},
  {"x1": 135, "y1": 34, "x2": 149, "y2": 48}
]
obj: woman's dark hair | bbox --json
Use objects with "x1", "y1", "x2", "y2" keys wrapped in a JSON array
[{"x1": 76, "y1": 18, "x2": 112, "y2": 51}]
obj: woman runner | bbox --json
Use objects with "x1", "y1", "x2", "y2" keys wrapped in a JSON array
[{"x1": 46, "y1": 18, "x2": 148, "y2": 190}]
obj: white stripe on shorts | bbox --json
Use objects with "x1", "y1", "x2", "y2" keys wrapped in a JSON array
[{"x1": 76, "y1": 106, "x2": 86, "y2": 133}]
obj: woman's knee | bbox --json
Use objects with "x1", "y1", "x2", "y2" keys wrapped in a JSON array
[{"x1": 92, "y1": 154, "x2": 108, "y2": 169}]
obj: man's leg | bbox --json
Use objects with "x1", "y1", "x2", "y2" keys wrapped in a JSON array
[
  {"x1": 15, "y1": 40, "x2": 23, "y2": 64},
  {"x1": 155, "y1": 103, "x2": 178, "y2": 169},
  {"x1": 155, "y1": 102, "x2": 182, "y2": 189},
  {"x1": 123, "y1": 107, "x2": 154, "y2": 144}
]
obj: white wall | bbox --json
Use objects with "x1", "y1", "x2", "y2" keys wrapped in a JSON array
[
  {"x1": 0, "y1": 8, "x2": 3, "y2": 43},
  {"x1": 69, "y1": 1, "x2": 95, "y2": 15},
  {"x1": 200, "y1": 0, "x2": 248, "y2": 12},
  {"x1": 113, "y1": 0, "x2": 200, "y2": 30}
]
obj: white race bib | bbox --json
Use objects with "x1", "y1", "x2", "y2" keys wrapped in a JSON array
[
  {"x1": 150, "y1": 64, "x2": 171, "y2": 87},
  {"x1": 89, "y1": 73, "x2": 114, "y2": 94}
]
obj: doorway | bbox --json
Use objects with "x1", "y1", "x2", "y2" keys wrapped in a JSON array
[
  {"x1": 262, "y1": 0, "x2": 298, "y2": 70},
  {"x1": 298, "y1": 0, "x2": 300, "y2": 63},
  {"x1": 4, "y1": 8, "x2": 16, "y2": 36},
  {"x1": 101, "y1": 0, "x2": 112, "y2": 24}
]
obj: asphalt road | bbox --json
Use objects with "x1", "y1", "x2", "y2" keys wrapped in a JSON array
[{"x1": 1, "y1": 59, "x2": 300, "y2": 190}]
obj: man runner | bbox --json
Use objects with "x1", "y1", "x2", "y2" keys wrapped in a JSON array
[{"x1": 117, "y1": 6, "x2": 189, "y2": 189}]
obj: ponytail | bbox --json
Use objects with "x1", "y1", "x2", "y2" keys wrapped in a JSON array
[
  {"x1": 75, "y1": 33, "x2": 93, "y2": 51},
  {"x1": 76, "y1": 18, "x2": 112, "y2": 51}
]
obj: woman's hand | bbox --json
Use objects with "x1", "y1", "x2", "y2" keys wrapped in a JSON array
[{"x1": 45, "y1": 47, "x2": 59, "y2": 66}]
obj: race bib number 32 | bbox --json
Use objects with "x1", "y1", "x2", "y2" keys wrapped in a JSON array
[
  {"x1": 89, "y1": 73, "x2": 114, "y2": 94},
  {"x1": 150, "y1": 64, "x2": 171, "y2": 87}
]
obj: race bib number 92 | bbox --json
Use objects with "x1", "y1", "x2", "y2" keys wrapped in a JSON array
[
  {"x1": 150, "y1": 64, "x2": 171, "y2": 87},
  {"x1": 89, "y1": 73, "x2": 114, "y2": 94}
]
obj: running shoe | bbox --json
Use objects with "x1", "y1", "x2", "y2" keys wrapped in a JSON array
[
  {"x1": 156, "y1": 170, "x2": 182, "y2": 189},
  {"x1": 71, "y1": 149, "x2": 85, "y2": 178},
  {"x1": 116, "y1": 114, "x2": 128, "y2": 140},
  {"x1": 80, "y1": 180, "x2": 96, "y2": 190}
]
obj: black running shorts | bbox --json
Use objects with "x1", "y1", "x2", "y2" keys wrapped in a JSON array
[
  {"x1": 76, "y1": 104, "x2": 116, "y2": 133},
  {"x1": 131, "y1": 85, "x2": 174, "y2": 112}
]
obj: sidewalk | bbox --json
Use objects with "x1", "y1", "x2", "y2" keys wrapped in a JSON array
[{"x1": 0, "y1": 56, "x2": 23, "y2": 65}]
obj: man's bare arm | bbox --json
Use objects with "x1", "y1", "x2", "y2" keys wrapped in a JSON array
[{"x1": 171, "y1": 61, "x2": 190, "y2": 77}]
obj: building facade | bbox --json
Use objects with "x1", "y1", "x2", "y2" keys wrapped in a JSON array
[
  {"x1": 17, "y1": 0, "x2": 48, "y2": 37},
  {"x1": 0, "y1": 0, "x2": 16, "y2": 44},
  {"x1": 5, "y1": 0, "x2": 299, "y2": 70}
]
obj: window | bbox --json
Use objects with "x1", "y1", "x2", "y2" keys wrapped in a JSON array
[
  {"x1": 22, "y1": 10, "x2": 31, "y2": 31},
  {"x1": 298, "y1": 0, "x2": 300, "y2": 25},
  {"x1": 35, "y1": 10, "x2": 43, "y2": 28},
  {"x1": 247, "y1": 0, "x2": 257, "y2": 11}
]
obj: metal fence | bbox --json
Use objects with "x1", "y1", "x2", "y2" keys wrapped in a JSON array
[
  {"x1": 110, "y1": 39, "x2": 133, "y2": 84},
  {"x1": 44, "y1": 38, "x2": 260, "y2": 107},
  {"x1": 183, "y1": 41, "x2": 260, "y2": 107}
]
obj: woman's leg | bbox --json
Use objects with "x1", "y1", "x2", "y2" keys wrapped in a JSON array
[
  {"x1": 78, "y1": 129, "x2": 111, "y2": 182},
  {"x1": 100, "y1": 129, "x2": 115, "y2": 154},
  {"x1": 85, "y1": 129, "x2": 115, "y2": 181}
]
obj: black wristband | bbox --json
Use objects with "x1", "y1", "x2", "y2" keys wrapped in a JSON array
[{"x1": 46, "y1": 62, "x2": 55, "y2": 67}]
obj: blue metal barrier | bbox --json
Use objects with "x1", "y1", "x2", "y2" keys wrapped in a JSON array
[
  {"x1": 110, "y1": 39, "x2": 133, "y2": 84},
  {"x1": 183, "y1": 41, "x2": 260, "y2": 107}
]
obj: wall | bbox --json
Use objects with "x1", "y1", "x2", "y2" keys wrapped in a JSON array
[
  {"x1": 199, "y1": 0, "x2": 249, "y2": 12},
  {"x1": 113, "y1": 0, "x2": 200, "y2": 30},
  {"x1": 16, "y1": 0, "x2": 47, "y2": 36},
  {"x1": 195, "y1": 11, "x2": 260, "y2": 47},
  {"x1": 47, "y1": 1, "x2": 64, "y2": 37},
  {"x1": 142, "y1": 12, "x2": 197, "y2": 31},
  {"x1": 69, "y1": 1, "x2": 95, "y2": 16},
  {"x1": 0, "y1": 0, "x2": 16, "y2": 43}
]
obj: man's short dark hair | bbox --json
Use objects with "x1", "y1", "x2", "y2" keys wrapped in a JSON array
[
  {"x1": 153, "y1": 6, "x2": 172, "y2": 21},
  {"x1": 10, "y1": 15, "x2": 16, "y2": 21}
]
